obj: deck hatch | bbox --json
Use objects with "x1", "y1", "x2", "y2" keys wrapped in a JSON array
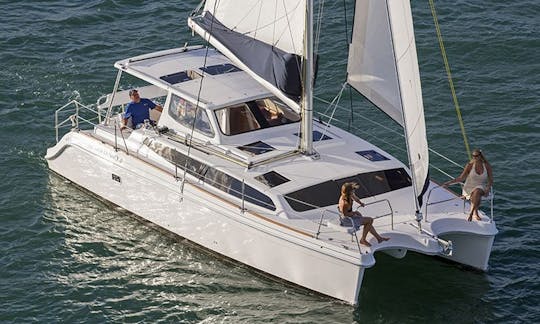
[
  {"x1": 200, "y1": 63, "x2": 241, "y2": 75},
  {"x1": 294, "y1": 130, "x2": 332, "y2": 141},
  {"x1": 160, "y1": 71, "x2": 192, "y2": 84},
  {"x1": 255, "y1": 171, "x2": 290, "y2": 188},
  {"x1": 356, "y1": 150, "x2": 390, "y2": 162},
  {"x1": 160, "y1": 70, "x2": 202, "y2": 84},
  {"x1": 238, "y1": 141, "x2": 275, "y2": 155}
]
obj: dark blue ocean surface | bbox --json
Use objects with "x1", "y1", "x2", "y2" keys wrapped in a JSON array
[{"x1": 1, "y1": 1, "x2": 538, "y2": 322}]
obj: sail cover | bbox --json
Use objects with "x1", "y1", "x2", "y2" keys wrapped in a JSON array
[
  {"x1": 347, "y1": 0, "x2": 429, "y2": 205},
  {"x1": 188, "y1": 0, "x2": 306, "y2": 112}
]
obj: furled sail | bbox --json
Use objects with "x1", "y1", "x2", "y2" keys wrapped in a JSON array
[
  {"x1": 188, "y1": 0, "x2": 306, "y2": 113},
  {"x1": 347, "y1": 0, "x2": 429, "y2": 205}
]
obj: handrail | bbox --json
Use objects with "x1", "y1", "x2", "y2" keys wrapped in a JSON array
[
  {"x1": 314, "y1": 95, "x2": 496, "y2": 224},
  {"x1": 362, "y1": 199, "x2": 394, "y2": 229},
  {"x1": 315, "y1": 208, "x2": 362, "y2": 253},
  {"x1": 54, "y1": 100, "x2": 104, "y2": 142},
  {"x1": 425, "y1": 183, "x2": 494, "y2": 223},
  {"x1": 315, "y1": 197, "x2": 394, "y2": 238},
  {"x1": 314, "y1": 96, "x2": 465, "y2": 176}
]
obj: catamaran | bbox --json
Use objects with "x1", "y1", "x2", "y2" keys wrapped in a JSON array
[{"x1": 46, "y1": 0, "x2": 497, "y2": 304}]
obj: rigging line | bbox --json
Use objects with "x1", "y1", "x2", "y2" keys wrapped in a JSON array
[
  {"x1": 316, "y1": 96, "x2": 462, "y2": 168},
  {"x1": 234, "y1": 0, "x2": 302, "y2": 42},
  {"x1": 342, "y1": 0, "x2": 350, "y2": 44},
  {"x1": 318, "y1": 111, "x2": 459, "y2": 181},
  {"x1": 317, "y1": 109, "x2": 463, "y2": 177},
  {"x1": 254, "y1": 0, "x2": 263, "y2": 39},
  {"x1": 347, "y1": 86, "x2": 353, "y2": 132},
  {"x1": 273, "y1": 0, "x2": 278, "y2": 45},
  {"x1": 191, "y1": 0, "x2": 205, "y2": 16},
  {"x1": 182, "y1": 0, "x2": 220, "y2": 194},
  {"x1": 317, "y1": 110, "x2": 406, "y2": 152},
  {"x1": 319, "y1": 82, "x2": 347, "y2": 141},
  {"x1": 280, "y1": 0, "x2": 300, "y2": 62},
  {"x1": 428, "y1": 0, "x2": 472, "y2": 160},
  {"x1": 321, "y1": 83, "x2": 346, "y2": 116},
  {"x1": 314, "y1": 0, "x2": 325, "y2": 55},
  {"x1": 229, "y1": 0, "x2": 260, "y2": 32},
  {"x1": 315, "y1": 96, "x2": 403, "y2": 136},
  {"x1": 342, "y1": 0, "x2": 353, "y2": 133}
]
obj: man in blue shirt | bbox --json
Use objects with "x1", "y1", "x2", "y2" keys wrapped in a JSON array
[{"x1": 121, "y1": 89, "x2": 163, "y2": 129}]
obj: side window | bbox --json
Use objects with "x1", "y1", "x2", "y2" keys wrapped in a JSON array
[
  {"x1": 169, "y1": 95, "x2": 214, "y2": 137},
  {"x1": 204, "y1": 167, "x2": 276, "y2": 210},
  {"x1": 146, "y1": 140, "x2": 207, "y2": 179}
]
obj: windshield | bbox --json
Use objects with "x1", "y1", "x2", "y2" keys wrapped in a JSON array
[
  {"x1": 169, "y1": 94, "x2": 214, "y2": 137},
  {"x1": 285, "y1": 168, "x2": 412, "y2": 212},
  {"x1": 215, "y1": 97, "x2": 300, "y2": 136}
]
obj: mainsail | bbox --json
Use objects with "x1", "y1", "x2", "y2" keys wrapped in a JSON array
[
  {"x1": 188, "y1": 0, "x2": 306, "y2": 113},
  {"x1": 347, "y1": 0, "x2": 429, "y2": 206}
]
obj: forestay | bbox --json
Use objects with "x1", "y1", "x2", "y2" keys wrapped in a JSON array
[
  {"x1": 347, "y1": 0, "x2": 429, "y2": 205},
  {"x1": 188, "y1": 0, "x2": 306, "y2": 113}
]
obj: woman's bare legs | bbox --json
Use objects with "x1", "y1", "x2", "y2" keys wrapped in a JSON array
[
  {"x1": 360, "y1": 222, "x2": 371, "y2": 247},
  {"x1": 361, "y1": 217, "x2": 389, "y2": 245},
  {"x1": 468, "y1": 189, "x2": 484, "y2": 221},
  {"x1": 357, "y1": 217, "x2": 371, "y2": 246}
]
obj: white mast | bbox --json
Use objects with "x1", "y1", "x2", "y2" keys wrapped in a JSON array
[{"x1": 299, "y1": 0, "x2": 314, "y2": 155}]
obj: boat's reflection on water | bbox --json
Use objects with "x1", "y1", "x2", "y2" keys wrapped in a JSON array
[{"x1": 45, "y1": 173, "x2": 493, "y2": 321}]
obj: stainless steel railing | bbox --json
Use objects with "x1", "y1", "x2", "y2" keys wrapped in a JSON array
[
  {"x1": 54, "y1": 100, "x2": 104, "y2": 143},
  {"x1": 425, "y1": 183, "x2": 494, "y2": 223}
]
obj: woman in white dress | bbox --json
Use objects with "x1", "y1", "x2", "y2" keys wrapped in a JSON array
[{"x1": 444, "y1": 149, "x2": 493, "y2": 221}]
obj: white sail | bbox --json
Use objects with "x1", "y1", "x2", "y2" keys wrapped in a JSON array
[
  {"x1": 188, "y1": 0, "x2": 306, "y2": 112},
  {"x1": 202, "y1": 0, "x2": 305, "y2": 56},
  {"x1": 347, "y1": 0, "x2": 429, "y2": 204}
]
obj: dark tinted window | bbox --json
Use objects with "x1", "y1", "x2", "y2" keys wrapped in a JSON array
[
  {"x1": 160, "y1": 71, "x2": 191, "y2": 84},
  {"x1": 294, "y1": 130, "x2": 332, "y2": 141},
  {"x1": 285, "y1": 168, "x2": 412, "y2": 212},
  {"x1": 355, "y1": 150, "x2": 389, "y2": 161},
  {"x1": 255, "y1": 171, "x2": 290, "y2": 188},
  {"x1": 285, "y1": 180, "x2": 340, "y2": 212},
  {"x1": 238, "y1": 141, "x2": 275, "y2": 155},
  {"x1": 207, "y1": 167, "x2": 276, "y2": 210},
  {"x1": 385, "y1": 168, "x2": 411, "y2": 190},
  {"x1": 146, "y1": 140, "x2": 275, "y2": 210},
  {"x1": 200, "y1": 63, "x2": 241, "y2": 75},
  {"x1": 145, "y1": 140, "x2": 207, "y2": 178}
]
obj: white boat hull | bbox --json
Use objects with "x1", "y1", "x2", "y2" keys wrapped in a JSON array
[
  {"x1": 46, "y1": 131, "x2": 369, "y2": 304},
  {"x1": 438, "y1": 233, "x2": 495, "y2": 271}
]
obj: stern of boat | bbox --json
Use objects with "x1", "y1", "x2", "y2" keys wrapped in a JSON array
[{"x1": 429, "y1": 216, "x2": 498, "y2": 271}]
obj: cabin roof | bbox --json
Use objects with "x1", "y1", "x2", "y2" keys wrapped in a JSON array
[{"x1": 114, "y1": 46, "x2": 271, "y2": 109}]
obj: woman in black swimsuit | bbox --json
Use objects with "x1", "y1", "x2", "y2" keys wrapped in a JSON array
[{"x1": 338, "y1": 182, "x2": 389, "y2": 247}]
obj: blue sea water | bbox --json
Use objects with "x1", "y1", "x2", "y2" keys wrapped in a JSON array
[{"x1": 1, "y1": 0, "x2": 539, "y2": 322}]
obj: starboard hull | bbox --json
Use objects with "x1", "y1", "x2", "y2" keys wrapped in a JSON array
[{"x1": 46, "y1": 131, "x2": 367, "y2": 304}]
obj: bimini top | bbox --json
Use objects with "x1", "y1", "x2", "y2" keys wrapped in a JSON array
[{"x1": 114, "y1": 46, "x2": 272, "y2": 109}]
